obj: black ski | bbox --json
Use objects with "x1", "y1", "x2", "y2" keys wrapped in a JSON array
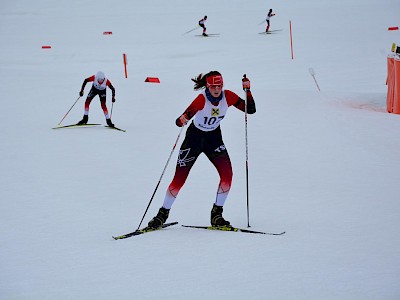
[
  {"x1": 258, "y1": 29, "x2": 283, "y2": 35},
  {"x1": 182, "y1": 225, "x2": 285, "y2": 235},
  {"x1": 105, "y1": 125, "x2": 126, "y2": 132},
  {"x1": 195, "y1": 33, "x2": 220, "y2": 37},
  {"x1": 112, "y1": 222, "x2": 178, "y2": 240},
  {"x1": 52, "y1": 123, "x2": 101, "y2": 129}
]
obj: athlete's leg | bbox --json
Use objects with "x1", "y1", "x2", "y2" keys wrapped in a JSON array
[
  {"x1": 206, "y1": 145, "x2": 233, "y2": 207},
  {"x1": 99, "y1": 92, "x2": 110, "y2": 118},
  {"x1": 85, "y1": 87, "x2": 99, "y2": 115},
  {"x1": 162, "y1": 145, "x2": 200, "y2": 209},
  {"x1": 83, "y1": 97, "x2": 93, "y2": 115},
  {"x1": 162, "y1": 126, "x2": 202, "y2": 209},
  {"x1": 148, "y1": 141, "x2": 201, "y2": 229},
  {"x1": 99, "y1": 92, "x2": 115, "y2": 126},
  {"x1": 76, "y1": 96, "x2": 93, "y2": 124},
  {"x1": 266, "y1": 20, "x2": 270, "y2": 32}
]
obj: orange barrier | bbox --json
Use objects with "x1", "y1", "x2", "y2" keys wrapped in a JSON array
[
  {"x1": 393, "y1": 58, "x2": 400, "y2": 114},
  {"x1": 387, "y1": 56, "x2": 395, "y2": 113}
]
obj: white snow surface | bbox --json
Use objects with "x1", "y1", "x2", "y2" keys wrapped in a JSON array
[{"x1": 1, "y1": 0, "x2": 400, "y2": 299}]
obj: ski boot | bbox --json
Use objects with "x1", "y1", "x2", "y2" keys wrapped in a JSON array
[
  {"x1": 106, "y1": 118, "x2": 115, "y2": 128},
  {"x1": 202, "y1": 33, "x2": 208, "y2": 37},
  {"x1": 148, "y1": 207, "x2": 170, "y2": 229},
  {"x1": 77, "y1": 115, "x2": 88, "y2": 125},
  {"x1": 211, "y1": 204, "x2": 231, "y2": 227}
]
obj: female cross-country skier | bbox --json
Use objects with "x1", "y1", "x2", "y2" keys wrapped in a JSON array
[
  {"x1": 77, "y1": 71, "x2": 116, "y2": 127},
  {"x1": 198, "y1": 15, "x2": 208, "y2": 36},
  {"x1": 147, "y1": 71, "x2": 256, "y2": 229},
  {"x1": 265, "y1": 9, "x2": 276, "y2": 32}
]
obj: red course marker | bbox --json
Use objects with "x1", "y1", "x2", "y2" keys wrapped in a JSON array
[{"x1": 145, "y1": 77, "x2": 160, "y2": 83}]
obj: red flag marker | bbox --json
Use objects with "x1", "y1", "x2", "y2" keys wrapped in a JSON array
[
  {"x1": 123, "y1": 53, "x2": 128, "y2": 78},
  {"x1": 289, "y1": 21, "x2": 294, "y2": 60},
  {"x1": 42, "y1": 45, "x2": 51, "y2": 49},
  {"x1": 388, "y1": 27, "x2": 399, "y2": 31},
  {"x1": 103, "y1": 31, "x2": 113, "y2": 35},
  {"x1": 145, "y1": 77, "x2": 160, "y2": 83}
]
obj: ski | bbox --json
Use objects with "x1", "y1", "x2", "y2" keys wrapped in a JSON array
[
  {"x1": 182, "y1": 225, "x2": 285, "y2": 235},
  {"x1": 105, "y1": 126, "x2": 126, "y2": 132},
  {"x1": 52, "y1": 123, "x2": 101, "y2": 129},
  {"x1": 258, "y1": 29, "x2": 283, "y2": 35},
  {"x1": 112, "y1": 222, "x2": 178, "y2": 240},
  {"x1": 195, "y1": 33, "x2": 220, "y2": 37}
]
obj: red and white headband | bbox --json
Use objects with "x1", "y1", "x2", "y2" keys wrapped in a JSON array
[{"x1": 206, "y1": 74, "x2": 223, "y2": 87}]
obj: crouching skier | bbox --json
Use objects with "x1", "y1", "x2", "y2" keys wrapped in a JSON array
[
  {"x1": 147, "y1": 71, "x2": 256, "y2": 229},
  {"x1": 77, "y1": 71, "x2": 116, "y2": 127},
  {"x1": 199, "y1": 15, "x2": 208, "y2": 36}
]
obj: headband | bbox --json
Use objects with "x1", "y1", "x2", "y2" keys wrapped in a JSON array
[{"x1": 206, "y1": 74, "x2": 223, "y2": 87}]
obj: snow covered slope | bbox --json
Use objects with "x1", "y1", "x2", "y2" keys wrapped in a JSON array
[{"x1": 1, "y1": 0, "x2": 400, "y2": 299}]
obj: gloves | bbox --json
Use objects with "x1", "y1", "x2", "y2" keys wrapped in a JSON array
[
  {"x1": 176, "y1": 114, "x2": 189, "y2": 127},
  {"x1": 242, "y1": 75, "x2": 251, "y2": 91},
  {"x1": 79, "y1": 90, "x2": 84, "y2": 97},
  {"x1": 112, "y1": 95, "x2": 116, "y2": 103}
]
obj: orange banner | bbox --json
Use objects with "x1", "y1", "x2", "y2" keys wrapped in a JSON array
[{"x1": 387, "y1": 56, "x2": 395, "y2": 113}]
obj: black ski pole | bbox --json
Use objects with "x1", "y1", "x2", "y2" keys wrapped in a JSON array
[
  {"x1": 136, "y1": 125, "x2": 185, "y2": 230},
  {"x1": 57, "y1": 96, "x2": 81, "y2": 126},
  {"x1": 243, "y1": 74, "x2": 251, "y2": 227},
  {"x1": 182, "y1": 26, "x2": 200, "y2": 35}
]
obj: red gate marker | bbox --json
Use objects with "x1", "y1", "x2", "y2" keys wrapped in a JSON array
[
  {"x1": 289, "y1": 20, "x2": 294, "y2": 60},
  {"x1": 388, "y1": 27, "x2": 399, "y2": 31},
  {"x1": 42, "y1": 45, "x2": 51, "y2": 49},
  {"x1": 123, "y1": 53, "x2": 128, "y2": 78},
  {"x1": 103, "y1": 31, "x2": 113, "y2": 35},
  {"x1": 145, "y1": 77, "x2": 160, "y2": 83}
]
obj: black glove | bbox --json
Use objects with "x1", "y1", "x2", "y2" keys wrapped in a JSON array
[
  {"x1": 79, "y1": 90, "x2": 84, "y2": 97},
  {"x1": 112, "y1": 95, "x2": 116, "y2": 103}
]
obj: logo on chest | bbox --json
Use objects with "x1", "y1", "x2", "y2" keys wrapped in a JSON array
[{"x1": 211, "y1": 108, "x2": 220, "y2": 116}]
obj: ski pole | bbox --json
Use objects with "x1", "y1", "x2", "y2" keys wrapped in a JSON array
[
  {"x1": 136, "y1": 125, "x2": 185, "y2": 230},
  {"x1": 308, "y1": 68, "x2": 321, "y2": 91},
  {"x1": 110, "y1": 102, "x2": 114, "y2": 119},
  {"x1": 182, "y1": 26, "x2": 200, "y2": 35},
  {"x1": 243, "y1": 74, "x2": 251, "y2": 228},
  {"x1": 57, "y1": 96, "x2": 81, "y2": 126}
]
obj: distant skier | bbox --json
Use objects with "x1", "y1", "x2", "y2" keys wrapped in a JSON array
[
  {"x1": 77, "y1": 71, "x2": 116, "y2": 127},
  {"x1": 199, "y1": 15, "x2": 208, "y2": 36},
  {"x1": 146, "y1": 71, "x2": 256, "y2": 229},
  {"x1": 265, "y1": 9, "x2": 276, "y2": 32}
]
